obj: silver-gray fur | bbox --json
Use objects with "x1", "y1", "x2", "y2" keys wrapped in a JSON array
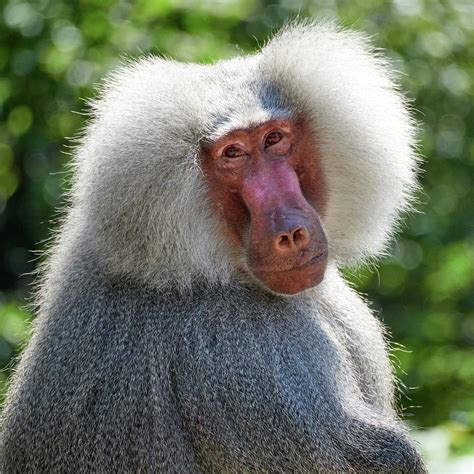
[{"x1": 0, "y1": 22, "x2": 425, "y2": 472}]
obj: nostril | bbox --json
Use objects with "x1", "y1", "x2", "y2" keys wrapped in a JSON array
[
  {"x1": 293, "y1": 228, "x2": 303, "y2": 244},
  {"x1": 277, "y1": 234, "x2": 291, "y2": 249},
  {"x1": 292, "y1": 227, "x2": 309, "y2": 247}
]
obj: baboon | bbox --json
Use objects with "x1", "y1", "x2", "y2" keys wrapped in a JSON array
[{"x1": 0, "y1": 22, "x2": 425, "y2": 472}]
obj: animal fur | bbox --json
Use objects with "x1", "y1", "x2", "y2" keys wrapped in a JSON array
[{"x1": 0, "y1": 21, "x2": 424, "y2": 472}]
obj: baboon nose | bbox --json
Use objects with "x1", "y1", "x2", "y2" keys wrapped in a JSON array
[{"x1": 275, "y1": 226, "x2": 310, "y2": 253}]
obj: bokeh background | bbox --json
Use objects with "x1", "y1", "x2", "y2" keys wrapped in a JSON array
[{"x1": 0, "y1": 0, "x2": 473, "y2": 471}]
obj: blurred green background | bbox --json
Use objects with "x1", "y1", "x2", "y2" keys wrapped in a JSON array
[{"x1": 0, "y1": 0, "x2": 473, "y2": 470}]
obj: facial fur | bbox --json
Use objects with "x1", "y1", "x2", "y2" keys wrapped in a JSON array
[
  {"x1": 0, "y1": 21, "x2": 425, "y2": 473},
  {"x1": 57, "y1": 21, "x2": 418, "y2": 293}
]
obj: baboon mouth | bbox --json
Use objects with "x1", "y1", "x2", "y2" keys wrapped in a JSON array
[
  {"x1": 292, "y1": 250, "x2": 328, "y2": 271},
  {"x1": 252, "y1": 249, "x2": 328, "y2": 274}
]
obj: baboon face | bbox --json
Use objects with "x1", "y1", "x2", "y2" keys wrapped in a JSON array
[{"x1": 202, "y1": 119, "x2": 328, "y2": 295}]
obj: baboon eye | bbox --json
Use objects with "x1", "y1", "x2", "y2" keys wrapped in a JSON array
[
  {"x1": 223, "y1": 145, "x2": 246, "y2": 158},
  {"x1": 265, "y1": 131, "x2": 283, "y2": 148}
]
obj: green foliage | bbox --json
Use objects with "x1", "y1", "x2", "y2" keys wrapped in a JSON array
[{"x1": 0, "y1": 0, "x2": 473, "y2": 464}]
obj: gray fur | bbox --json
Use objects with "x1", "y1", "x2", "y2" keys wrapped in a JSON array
[{"x1": 1, "y1": 22, "x2": 425, "y2": 472}]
